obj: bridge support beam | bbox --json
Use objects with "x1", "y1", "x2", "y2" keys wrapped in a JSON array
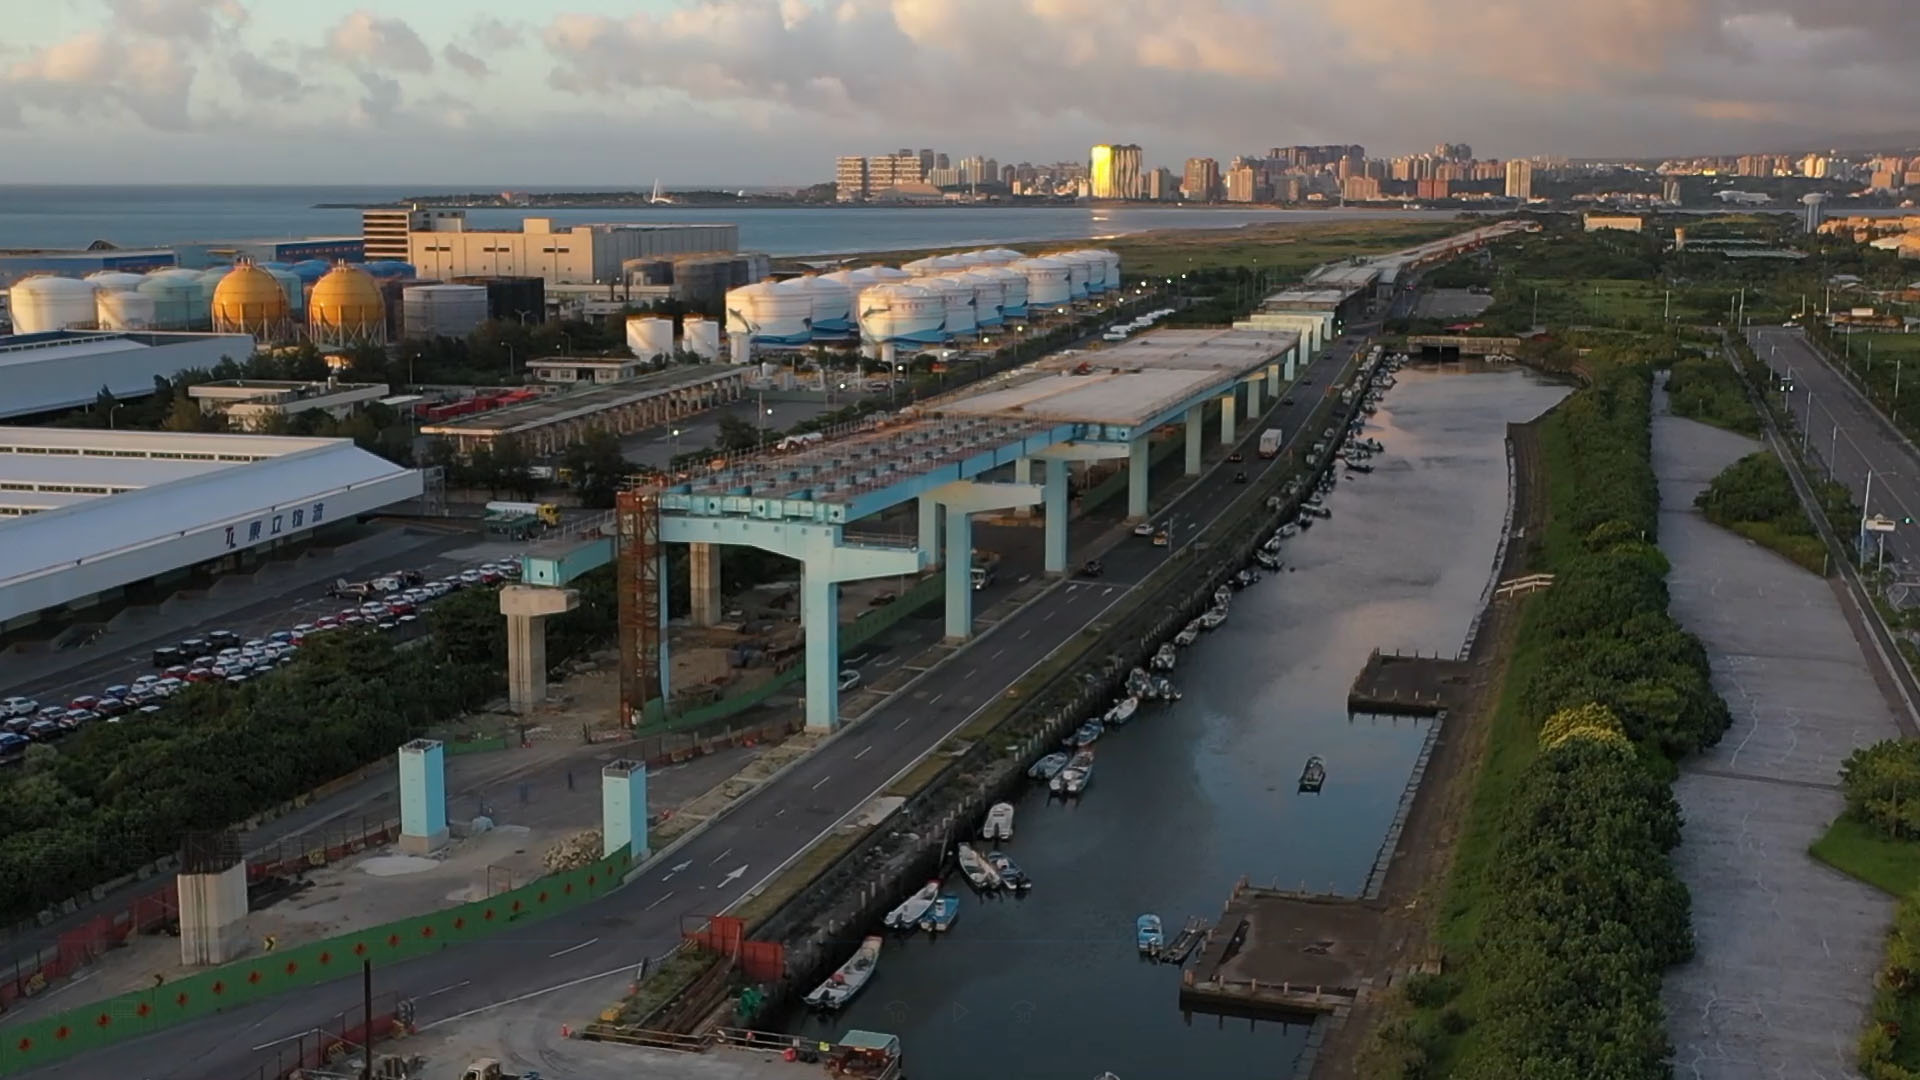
[
  {"x1": 689, "y1": 542, "x2": 721, "y2": 628},
  {"x1": 1127, "y1": 436, "x2": 1151, "y2": 519},
  {"x1": 1246, "y1": 377, "x2": 1263, "y2": 416},
  {"x1": 802, "y1": 570, "x2": 841, "y2": 729},
  {"x1": 1185, "y1": 405, "x2": 1203, "y2": 476},
  {"x1": 601, "y1": 759, "x2": 649, "y2": 861},
  {"x1": 1013, "y1": 457, "x2": 1034, "y2": 516},
  {"x1": 1045, "y1": 457, "x2": 1069, "y2": 574},
  {"x1": 917, "y1": 497, "x2": 941, "y2": 565},
  {"x1": 927, "y1": 479, "x2": 1043, "y2": 640},
  {"x1": 502, "y1": 584, "x2": 580, "y2": 714},
  {"x1": 397, "y1": 738, "x2": 448, "y2": 855},
  {"x1": 1220, "y1": 390, "x2": 1238, "y2": 446},
  {"x1": 1268, "y1": 361, "x2": 1282, "y2": 398}
]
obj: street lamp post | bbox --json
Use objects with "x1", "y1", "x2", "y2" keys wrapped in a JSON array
[
  {"x1": 503, "y1": 342, "x2": 515, "y2": 381},
  {"x1": 1897, "y1": 357, "x2": 1905, "y2": 423},
  {"x1": 671, "y1": 427, "x2": 681, "y2": 465},
  {"x1": 1830, "y1": 422, "x2": 1839, "y2": 481},
  {"x1": 1803, "y1": 390, "x2": 1814, "y2": 454}
]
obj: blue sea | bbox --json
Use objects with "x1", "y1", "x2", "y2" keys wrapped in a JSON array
[{"x1": 0, "y1": 185, "x2": 1464, "y2": 256}]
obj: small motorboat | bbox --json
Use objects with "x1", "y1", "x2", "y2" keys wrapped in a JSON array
[
  {"x1": 1151, "y1": 643, "x2": 1178, "y2": 671},
  {"x1": 1199, "y1": 607, "x2": 1228, "y2": 630},
  {"x1": 1346, "y1": 461, "x2": 1373, "y2": 474},
  {"x1": 1104, "y1": 696, "x2": 1138, "y2": 726},
  {"x1": 1261, "y1": 536, "x2": 1283, "y2": 555},
  {"x1": 1278, "y1": 522, "x2": 1299, "y2": 538},
  {"x1": 1295, "y1": 514, "x2": 1314, "y2": 530},
  {"x1": 803, "y1": 935, "x2": 882, "y2": 1010},
  {"x1": 1213, "y1": 585, "x2": 1233, "y2": 607},
  {"x1": 1125, "y1": 667, "x2": 1152, "y2": 697},
  {"x1": 1063, "y1": 720, "x2": 1104, "y2": 748},
  {"x1": 1255, "y1": 551, "x2": 1281, "y2": 570},
  {"x1": 1299, "y1": 755, "x2": 1327, "y2": 793},
  {"x1": 1304, "y1": 505, "x2": 1332, "y2": 520},
  {"x1": 883, "y1": 880, "x2": 942, "y2": 931},
  {"x1": 982, "y1": 801, "x2": 1015, "y2": 841},
  {"x1": 1137, "y1": 914, "x2": 1164, "y2": 957},
  {"x1": 956, "y1": 843, "x2": 1003, "y2": 891},
  {"x1": 987, "y1": 850, "x2": 1031, "y2": 892},
  {"x1": 1304, "y1": 494, "x2": 1325, "y2": 510},
  {"x1": 1151, "y1": 676, "x2": 1180, "y2": 702},
  {"x1": 1056, "y1": 763, "x2": 1092, "y2": 796},
  {"x1": 919, "y1": 893, "x2": 960, "y2": 934},
  {"x1": 1232, "y1": 569, "x2": 1259, "y2": 589},
  {"x1": 1029, "y1": 751, "x2": 1070, "y2": 780},
  {"x1": 1174, "y1": 623, "x2": 1199, "y2": 647}
]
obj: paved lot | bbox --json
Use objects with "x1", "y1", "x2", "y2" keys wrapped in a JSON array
[
  {"x1": 20, "y1": 312, "x2": 1379, "y2": 1079},
  {"x1": 1654, "y1": 388, "x2": 1900, "y2": 1080}
]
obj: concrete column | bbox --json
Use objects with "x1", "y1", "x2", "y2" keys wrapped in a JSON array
[
  {"x1": 802, "y1": 569, "x2": 840, "y2": 732},
  {"x1": 502, "y1": 584, "x2": 579, "y2": 714},
  {"x1": 1285, "y1": 346, "x2": 1298, "y2": 380},
  {"x1": 1127, "y1": 436, "x2": 1151, "y2": 519},
  {"x1": 1247, "y1": 378, "x2": 1263, "y2": 416},
  {"x1": 1220, "y1": 390, "x2": 1238, "y2": 445},
  {"x1": 944, "y1": 507, "x2": 973, "y2": 640},
  {"x1": 918, "y1": 497, "x2": 941, "y2": 564},
  {"x1": 1267, "y1": 362, "x2": 1282, "y2": 398},
  {"x1": 601, "y1": 759, "x2": 649, "y2": 861},
  {"x1": 1185, "y1": 405, "x2": 1203, "y2": 476},
  {"x1": 398, "y1": 738, "x2": 449, "y2": 854},
  {"x1": 689, "y1": 542, "x2": 721, "y2": 627},
  {"x1": 177, "y1": 861, "x2": 247, "y2": 967},
  {"x1": 1013, "y1": 457, "x2": 1033, "y2": 516},
  {"x1": 1044, "y1": 457, "x2": 1069, "y2": 574}
]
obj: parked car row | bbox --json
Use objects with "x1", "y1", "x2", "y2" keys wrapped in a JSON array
[{"x1": 0, "y1": 558, "x2": 523, "y2": 759}]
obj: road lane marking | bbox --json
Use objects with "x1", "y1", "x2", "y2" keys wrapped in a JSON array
[
  {"x1": 719, "y1": 864, "x2": 749, "y2": 887},
  {"x1": 894, "y1": 716, "x2": 914, "y2": 730},
  {"x1": 660, "y1": 859, "x2": 691, "y2": 881},
  {"x1": 251, "y1": 1028, "x2": 326, "y2": 1052},
  {"x1": 1019, "y1": 628, "x2": 1031, "y2": 639},
  {"x1": 811, "y1": 774, "x2": 832, "y2": 790},
  {"x1": 422, "y1": 980, "x2": 470, "y2": 999},
  {"x1": 928, "y1": 693, "x2": 942, "y2": 704},
  {"x1": 548, "y1": 937, "x2": 599, "y2": 958},
  {"x1": 709, "y1": 848, "x2": 732, "y2": 866},
  {"x1": 419, "y1": 964, "x2": 641, "y2": 1031},
  {"x1": 644, "y1": 891, "x2": 674, "y2": 910},
  {"x1": 854, "y1": 744, "x2": 872, "y2": 760}
]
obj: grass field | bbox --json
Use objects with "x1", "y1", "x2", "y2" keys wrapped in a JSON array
[{"x1": 1811, "y1": 815, "x2": 1920, "y2": 897}]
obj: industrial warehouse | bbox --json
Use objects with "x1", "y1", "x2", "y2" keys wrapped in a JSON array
[{"x1": 0, "y1": 428, "x2": 422, "y2": 629}]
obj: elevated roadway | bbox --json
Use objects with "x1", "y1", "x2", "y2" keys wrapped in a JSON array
[{"x1": 21, "y1": 314, "x2": 1376, "y2": 1080}]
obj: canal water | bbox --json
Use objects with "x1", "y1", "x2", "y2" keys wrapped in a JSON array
[{"x1": 788, "y1": 364, "x2": 1570, "y2": 1079}]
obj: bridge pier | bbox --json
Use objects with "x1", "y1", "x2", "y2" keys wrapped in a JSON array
[
  {"x1": 918, "y1": 496, "x2": 941, "y2": 564},
  {"x1": 1013, "y1": 456, "x2": 1034, "y2": 516},
  {"x1": 602, "y1": 760, "x2": 649, "y2": 861},
  {"x1": 397, "y1": 738, "x2": 448, "y2": 855},
  {"x1": 1185, "y1": 405, "x2": 1204, "y2": 476},
  {"x1": 1268, "y1": 360, "x2": 1282, "y2": 399},
  {"x1": 689, "y1": 541, "x2": 721, "y2": 627},
  {"x1": 1044, "y1": 457, "x2": 1069, "y2": 574},
  {"x1": 929, "y1": 478, "x2": 1043, "y2": 640},
  {"x1": 1220, "y1": 390, "x2": 1238, "y2": 446},
  {"x1": 1128, "y1": 436, "x2": 1151, "y2": 519},
  {"x1": 502, "y1": 583, "x2": 581, "y2": 713},
  {"x1": 1246, "y1": 377, "x2": 1263, "y2": 416}
]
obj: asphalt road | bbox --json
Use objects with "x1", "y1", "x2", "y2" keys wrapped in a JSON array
[
  {"x1": 1751, "y1": 326, "x2": 1920, "y2": 573},
  {"x1": 25, "y1": 320, "x2": 1374, "y2": 1080}
]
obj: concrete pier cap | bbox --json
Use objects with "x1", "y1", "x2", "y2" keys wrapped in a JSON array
[{"x1": 501, "y1": 584, "x2": 580, "y2": 715}]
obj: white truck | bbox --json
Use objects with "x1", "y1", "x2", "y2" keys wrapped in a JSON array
[{"x1": 1258, "y1": 428, "x2": 1284, "y2": 459}]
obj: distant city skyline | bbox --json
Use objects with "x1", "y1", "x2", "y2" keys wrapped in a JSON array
[{"x1": 4, "y1": 0, "x2": 1918, "y2": 184}]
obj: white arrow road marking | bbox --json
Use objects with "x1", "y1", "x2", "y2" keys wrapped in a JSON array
[
  {"x1": 719, "y1": 864, "x2": 749, "y2": 888},
  {"x1": 660, "y1": 860, "x2": 692, "y2": 881}
]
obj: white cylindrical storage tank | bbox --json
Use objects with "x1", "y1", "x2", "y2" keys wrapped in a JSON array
[
  {"x1": 867, "y1": 266, "x2": 913, "y2": 285},
  {"x1": 973, "y1": 248, "x2": 1025, "y2": 266},
  {"x1": 97, "y1": 288, "x2": 158, "y2": 331},
  {"x1": 138, "y1": 269, "x2": 205, "y2": 330},
  {"x1": 267, "y1": 267, "x2": 305, "y2": 316},
  {"x1": 196, "y1": 267, "x2": 232, "y2": 308},
  {"x1": 901, "y1": 257, "x2": 943, "y2": 278},
  {"x1": 85, "y1": 271, "x2": 148, "y2": 293},
  {"x1": 9, "y1": 276, "x2": 99, "y2": 333},
  {"x1": 927, "y1": 254, "x2": 972, "y2": 274},
  {"x1": 724, "y1": 281, "x2": 813, "y2": 345},
  {"x1": 625, "y1": 315, "x2": 676, "y2": 359},
  {"x1": 1054, "y1": 251, "x2": 1097, "y2": 296},
  {"x1": 985, "y1": 266, "x2": 1028, "y2": 319},
  {"x1": 404, "y1": 284, "x2": 489, "y2": 339},
  {"x1": 857, "y1": 283, "x2": 947, "y2": 347},
  {"x1": 1015, "y1": 258, "x2": 1072, "y2": 310},
  {"x1": 777, "y1": 275, "x2": 854, "y2": 338},
  {"x1": 1091, "y1": 249, "x2": 1122, "y2": 291},
  {"x1": 683, "y1": 317, "x2": 720, "y2": 361},
  {"x1": 925, "y1": 275, "x2": 976, "y2": 337},
  {"x1": 822, "y1": 268, "x2": 881, "y2": 298},
  {"x1": 954, "y1": 270, "x2": 1004, "y2": 328}
]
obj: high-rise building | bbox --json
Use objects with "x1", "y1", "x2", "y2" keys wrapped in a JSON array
[
  {"x1": 1416, "y1": 178, "x2": 1452, "y2": 200},
  {"x1": 919, "y1": 149, "x2": 936, "y2": 176},
  {"x1": 1226, "y1": 164, "x2": 1259, "y2": 203},
  {"x1": 835, "y1": 156, "x2": 870, "y2": 203},
  {"x1": 1341, "y1": 175, "x2": 1382, "y2": 202},
  {"x1": 981, "y1": 159, "x2": 999, "y2": 186},
  {"x1": 1800, "y1": 153, "x2": 1829, "y2": 179},
  {"x1": 1273, "y1": 176, "x2": 1302, "y2": 203},
  {"x1": 1662, "y1": 177, "x2": 1683, "y2": 204},
  {"x1": 960, "y1": 155, "x2": 987, "y2": 187},
  {"x1": 1436, "y1": 142, "x2": 1472, "y2": 161},
  {"x1": 933, "y1": 153, "x2": 951, "y2": 171},
  {"x1": 1146, "y1": 167, "x2": 1178, "y2": 201},
  {"x1": 867, "y1": 151, "x2": 924, "y2": 194},
  {"x1": 1504, "y1": 159, "x2": 1533, "y2": 200},
  {"x1": 1089, "y1": 144, "x2": 1144, "y2": 200},
  {"x1": 362, "y1": 206, "x2": 465, "y2": 262},
  {"x1": 1183, "y1": 157, "x2": 1221, "y2": 202}
]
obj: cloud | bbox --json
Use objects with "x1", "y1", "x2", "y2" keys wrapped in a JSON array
[
  {"x1": 105, "y1": 0, "x2": 247, "y2": 40},
  {"x1": 326, "y1": 10, "x2": 433, "y2": 74},
  {"x1": 348, "y1": 70, "x2": 402, "y2": 126},
  {"x1": 466, "y1": 16, "x2": 523, "y2": 51},
  {"x1": 443, "y1": 44, "x2": 488, "y2": 79},
  {"x1": 228, "y1": 50, "x2": 308, "y2": 103},
  {"x1": 3, "y1": 29, "x2": 196, "y2": 129}
]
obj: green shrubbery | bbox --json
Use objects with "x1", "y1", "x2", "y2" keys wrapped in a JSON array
[
  {"x1": 1665, "y1": 354, "x2": 1761, "y2": 435},
  {"x1": 1695, "y1": 452, "x2": 1826, "y2": 572}
]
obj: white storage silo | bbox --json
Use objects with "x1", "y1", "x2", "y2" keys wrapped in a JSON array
[
  {"x1": 973, "y1": 248, "x2": 1025, "y2": 266},
  {"x1": 777, "y1": 275, "x2": 854, "y2": 338},
  {"x1": 985, "y1": 266, "x2": 1028, "y2": 320},
  {"x1": 138, "y1": 269, "x2": 206, "y2": 330},
  {"x1": 404, "y1": 284, "x2": 489, "y2": 340},
  {"x1": 1053, "y1": 251, "x2": 1096, "y2": 297},
  {"x1": 724, "y1": 281, "x2": 813, "y2": 346},
  {"x1": 925, "y1": 276, "x2": 976, "y2": 337},
  {"x1": 901, "y1": 257, "x2": 942, "y2": 278},
  {"x1": 823, "y1": 267, "x2": 880, "y2": 297},
  {"x1": 954, "y1": 271, "x2": 1004, "y2": 328},
  {"x1": 868, "y1": 266, "x2": 912, "y2": 284},
  {"x1": 683, "y1": 317, "x2": 720, "y2": 361},
  {"x1": 1090, "y1": 249, "x2": 1122, "y2": 291},
  {"x1": 928, "y1": 254, "x2": 972, "y2": 274},
  {"x1": 858, "y1": 282, "x2": 947, "y2": 368},
  {"x1": 85, "y1": 271, "x2": 148, "y2": 293},
  {"x1": 97, "y1": 287, "x2": 158, "y2": 331},
  {"x1": 626, "y1": 315, "x2": 676, "y2": 359},
  {"x1": 196, "y1": 267, "x2": 231, "y2": 308},
  {"x1": 9, "y1": 276, "x2": 99, "y2": 333},
  {"x1": 1015, "y1": 258, "x2": 1072, "y2": 310},
  {"x1": 266, "y1": 267, "x2": 306, "y2": 316}
]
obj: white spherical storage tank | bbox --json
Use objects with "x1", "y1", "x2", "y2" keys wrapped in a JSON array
[
  {"x1": 857, "y1": 283, "x2": 946, "y2": 345},
  {"x1": 1014, "y1": 257, "x2": 1072, "y2": 309},
  {"x1": 953, "y1": 270, "x2": 1004, "y2": 327},
  {"x1": 984, "y1": 266, "x2": 1029, "y2": 319},
  {"x1": 925, "y1": 275, "x2": 976, "y2": 337},
  {"x1": 724, "y1": 281, "x2": 813, "y2": 345},
  {"x1": 137, "y1": 269, "x2": 208, "y2": 330},
  {"x1": 778, "y1": 275, "x2": 854, "y2": 337},
  {"x1": 403, "y1": 284, "x2": 490, "y2": 339},
  {"x1": 682, "y1": 317, "x2": 721, "y2": 361},
  {"x1": 626, "y1": 316, "x2": 676, "y2": 359},
  {"x1": 97, "y1": 288, "x2": 158, "y2": 331},
  {"x1": 9, "y1": 276, "x2": 99, "y2": 333}
]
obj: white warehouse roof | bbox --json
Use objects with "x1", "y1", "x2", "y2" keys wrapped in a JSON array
[
  {"x1": 0, "y1": 428, "x2": 422, "y2": 626},
  {"x1": 0, "y1": 331, "x2": 255, "y2": 420}
]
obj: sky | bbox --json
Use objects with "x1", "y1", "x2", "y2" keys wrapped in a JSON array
[{"x1": 1, "y1": 0, "x2": 1916, "y2": 185}]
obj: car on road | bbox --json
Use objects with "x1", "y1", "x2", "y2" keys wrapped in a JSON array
[
  {"x1": 207, "y1": 630, "x2": 238, "y2": 648},
  {"x1": 1227, "y1": 450, "x2": 1244, "y2": 463},
  {"x1": 1233, "y1": 471, "x2": 1249, "y2": 484},
  {"x1": 838, "y1": 669, "x2": 861, "y2": 692},
  {"x1": 69, "y1": 695, "x2": 100, "y2": 712},
  {"x1": 26, "y1": 720, "x2": 63, "y2": 742},
  {"x1": 94, "y1": 698, "x2": 128, "y2": 718},
  {"x1": 1282, "y1": 395, "x2": 1295, "y2": 406},
  {"x1": 1153, "y1": 529, "x2": 1171, "y2": 547},
  {"x1": 186, "y1": 668, "x2": 218, "y2": 683},
  {"x1": 152, "y1": 645, "x2": 185, "y2": 668},
  {"x1": 1133, "y1": 522, "x2": 1156, "y2": 537},
  {"x1": 1081, "y1": 558, "x2": 1104, "y2": 578},
  {"x1": 1, "y1": 696, "x2": 35, "y2": 718}
]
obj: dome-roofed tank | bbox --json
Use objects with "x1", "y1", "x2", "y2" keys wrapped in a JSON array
[
  {"x1": 9, "y1": 275, "x2": 99, "y2": 333},
  {"x1": 953, "y1": 270, "x2": 1004, "y2": 327},
  {"x1": 927, "y1": 254, "x2": 972, "y2": 273},
  {"x1": 308, "y1": 263, "x2": 388, "y2": 347},
  {"x1": 1051, "y1": 251, "x2": 1096, "y2": 297},
  {"x1": 195, "y1": 266, "x2": 232, "y2": 307},
  {"x1": 1013, "y1": 257, "x2": 1072, "y2": 309},
  {"x1": 626, "y1": 316, "x2": 675, "y2": 359},
  {"x1": 683, "y1": 317, "x2": 720, "y2": 361},
  {"x1": 777, "y1": 274, "x2": 854, "y2": 337},
  {"x1": 900, "y1": 257, "x2": 943, "y2": 278},
  {"x1": 923, "y1": 275, "x2": 976, "y2": 337},
  {"x1": 97, "y1": 288, "x2": 157, "y2": 331},
  {"x1": 137, "y1": 269, "x2": 207, "y2": 330},
  {"x1": 867, "y1": 266, "x2": 913, "y2": 285},
  {"x1": 402, "y1": 284, "x2": 488, "y2": 340},
  {"x1": 723, "y1": 280, "x2": 813, "y2": 346},
  {"x1": 1089, "y1": 249, "x2": 1122, "y2": 291},
  {"x1": 857, "y1": 283, "x2": 946, "y2": 345},
  {"x1": 212, "y1": 259, "x2": 294, "y2": 341},
  {"x1": 972, "y1": 248, "x2": 1026, "y2": 266},
  {"x1": 265, "y1": 266, "x2": 305, "y2": 315},
  {"x1": 85, "y1": 271, "x2": 148, "y2": 293},
  {"x1": 983, "y1": 265, "x2": 1028, "y2": 319}
]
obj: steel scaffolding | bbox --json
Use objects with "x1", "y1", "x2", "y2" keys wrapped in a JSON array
[{"x1": 616, "y1": 486, "x2": 665, "y2": 727}]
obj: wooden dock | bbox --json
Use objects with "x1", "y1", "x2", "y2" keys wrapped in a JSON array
[
  {"x1": 1346, "y1": 648, "x2": 1472, "y2": 716},
  {"x1": 1161, "y1": 917, "x2": 1209, "y2": 965},
  {"x1": 1177, "y1": 881, "x2": 1378, "y2": 1020}
]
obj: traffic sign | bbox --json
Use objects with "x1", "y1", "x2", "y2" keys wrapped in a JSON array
[{"x1": 1865, "y1": 515, "x2": 1897, "y2": 533}]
